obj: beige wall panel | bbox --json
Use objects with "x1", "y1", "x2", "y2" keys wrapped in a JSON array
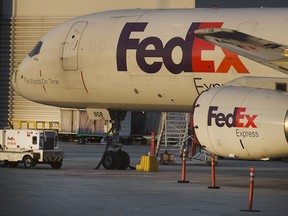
[{"x1": 13, "y1": 0, "x2": 195, "y2": 16}]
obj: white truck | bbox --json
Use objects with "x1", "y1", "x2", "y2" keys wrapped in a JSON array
[{"x1": 0, "y1": 129, "x2": 63, "y2": 169}]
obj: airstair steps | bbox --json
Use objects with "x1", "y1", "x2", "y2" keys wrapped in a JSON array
[{"x1": 156, "y1": 112, "x2": 191, "y2": 157}]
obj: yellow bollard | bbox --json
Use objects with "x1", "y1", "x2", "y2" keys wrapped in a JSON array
[{"x1": 136, "y1": 156, "x2": 158, "y2": 172}]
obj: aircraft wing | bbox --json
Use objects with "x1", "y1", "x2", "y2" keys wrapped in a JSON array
[{"x1": 191, "y1": 28, "x2": 288, "y2": 75}]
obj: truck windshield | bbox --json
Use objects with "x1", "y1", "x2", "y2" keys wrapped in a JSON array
[{"x1": 43, "y1": 131, "x2": 57, "y2": 150}]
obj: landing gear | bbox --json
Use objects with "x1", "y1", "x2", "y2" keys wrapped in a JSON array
[
  {"x1": 101, "y1": 149, "x2": 130, "y2": 170},
  {"x1": 117, "y1": 150, "x2": 130, "y2": 170},
  {"x1": 102, "y1": 151, "x2": 118, "y2": 169},
  {"x1": 95, "y1": 110, "x2": 132, "y2": 170}
]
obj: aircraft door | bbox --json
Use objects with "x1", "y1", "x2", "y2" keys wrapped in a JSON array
[{"x1": 62, "y1": 21, "x2": 87, "y2": 71}]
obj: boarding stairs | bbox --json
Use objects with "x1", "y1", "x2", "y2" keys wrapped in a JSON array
[{"x1": 155, "y1": 112, "x2": 191, "y2": 160}]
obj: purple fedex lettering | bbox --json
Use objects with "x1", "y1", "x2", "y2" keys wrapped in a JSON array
[
  {"x1": 116, "y1": 22, "x2": 249, "y2": 74},
  {"x1": 117, "y1": 23, "x2": 148, "y2": 72},
  {"x1": 208, "y1": 106, "x2": 257, "y2": 128},
  {"x1": 116, "y1": 22, "x2": 196, "y2": 74}
]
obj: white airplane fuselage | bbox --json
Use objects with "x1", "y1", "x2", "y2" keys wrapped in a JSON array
[{"x1": 13, "y1": 8, "x2": 287, "y2": 112}]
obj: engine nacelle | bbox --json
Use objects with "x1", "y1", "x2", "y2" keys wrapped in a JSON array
[{"x1": 192, "y1": 86, "x2": 288, "y2": 160}]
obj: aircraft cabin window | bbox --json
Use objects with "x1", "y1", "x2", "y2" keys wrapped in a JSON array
[{"x1": 29, "y1": 41, "x2": 43, "y2": 57}]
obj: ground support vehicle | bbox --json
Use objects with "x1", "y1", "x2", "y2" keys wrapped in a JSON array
[{"x1": 0, "y1": 129, "x2": 63, "y2": 169}]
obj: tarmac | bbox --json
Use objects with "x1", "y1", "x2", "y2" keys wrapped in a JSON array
[{"x1": 1, "y1": 142, "x2": 288, "y2": 216}]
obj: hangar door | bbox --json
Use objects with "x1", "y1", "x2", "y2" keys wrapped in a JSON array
[{"x1": 62, "y1": 21, "x2": 87, "y2": 71}]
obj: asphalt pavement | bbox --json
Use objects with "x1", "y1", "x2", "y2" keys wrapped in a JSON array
[{"x1": 1, "y1": 142, "x2": 288, "y2": 216}]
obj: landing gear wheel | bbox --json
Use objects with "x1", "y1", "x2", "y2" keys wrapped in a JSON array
[
  {"x1": 23, "y1": 156, "x2": 35, "y2": 169},
  {"x1": 95, "y1": 110, "x2": 131, "y2": 170},
  {"x1": 0, "y1": 161, "x2": 8, "y2": 167},
  {"x1": 102, "y1": 151, "x2": 118, "y2": 169},
  {"x1": 117, "y1": 150, "x2": 130, "y2": 170},
  {"x1": 50, "y1": 161, "x2": 62, "y2": 169}
]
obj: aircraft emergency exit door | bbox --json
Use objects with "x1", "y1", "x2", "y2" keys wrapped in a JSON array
[{"x1": 62, "y1": 21, "x2": 87, "y2": 71}]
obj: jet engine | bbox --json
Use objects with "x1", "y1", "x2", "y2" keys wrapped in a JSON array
[{"x1": 192, "y1": 86, "x2": 288, "y2": 160}]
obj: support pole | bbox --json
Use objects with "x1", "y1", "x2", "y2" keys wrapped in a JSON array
[
  {"x1": 208, "y1": 153, "x2": 220, "y2": 189},
  {"x1": 240, "y1": 166, "x2": 260, "y2": 212},
  {"x1": 150, "y1": 132, "x2": 155, "y2": 156},
  {"x1": 178, "y1": 148, "x2": 190, "y2": 183},
  {"x1": 191, "y1": 139, "x2": 197, "y2": 158}
]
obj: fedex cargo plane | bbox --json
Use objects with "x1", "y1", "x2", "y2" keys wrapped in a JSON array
[{"x1": 13, "y1": 8, "x2": 288, "y2": 164}]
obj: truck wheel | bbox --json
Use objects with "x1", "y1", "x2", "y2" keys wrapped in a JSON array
[
  {"x1": 0, "y1": 161, "x2": 8, "y2": 167},
  {"x1": 50, "y1": 161, "x2": 62, "y2": 169},
  {"x1": 23, "y1": 156, "x2": 35, "y2": 169},
  {"x1": 117, "y1": 150, "x2": 130, "y2": 170},
  {"x1": 102, "y1": 151, "x2": 118, "y2": 169}
]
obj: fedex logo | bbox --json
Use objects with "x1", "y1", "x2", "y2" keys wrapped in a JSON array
[
  {"x1": 116, "y1": 22, "x2": 249, "y2": 74},
  {"x1": 208, "y1": 106, "x2": 257, "y2": 128},
  {"x1": 7, "y1": 137, "x2": 15, "y2": 141}
]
